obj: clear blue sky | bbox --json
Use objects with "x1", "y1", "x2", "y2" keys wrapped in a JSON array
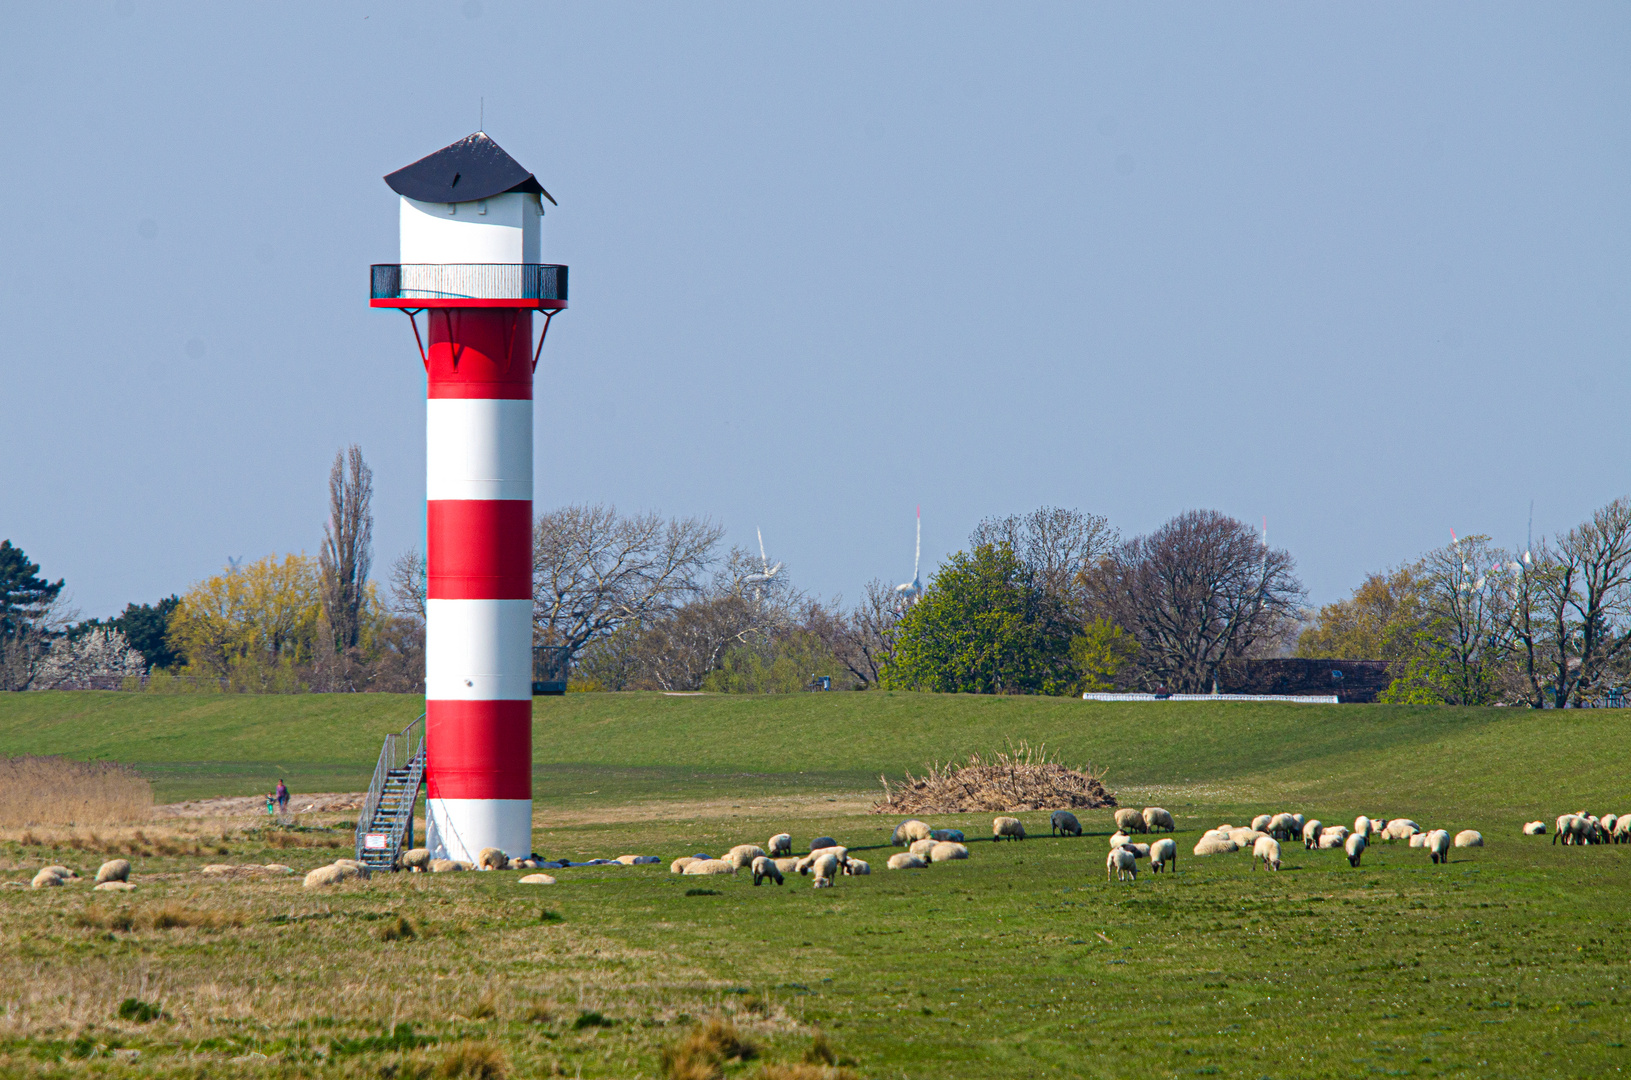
[{"x1": 3, "y1": 2, "x2": 1628, "y2": 619}]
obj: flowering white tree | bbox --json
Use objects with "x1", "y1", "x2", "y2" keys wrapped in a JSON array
[{"x1": 33, "y1": 628, "x2": 146, "y2": 689}]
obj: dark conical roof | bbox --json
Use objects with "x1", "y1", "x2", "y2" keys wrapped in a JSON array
[{"x1": 384, "y1": 132, "x2": 556, "y2": 205}]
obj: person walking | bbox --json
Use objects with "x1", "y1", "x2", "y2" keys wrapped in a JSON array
[{"x1": 275, "y1": 780, "x2": 289, "y2": 815}]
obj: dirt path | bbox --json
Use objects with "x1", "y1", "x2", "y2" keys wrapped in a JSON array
[{"x1": 152, "y1": 792, "x2": 365, "y2": 819}]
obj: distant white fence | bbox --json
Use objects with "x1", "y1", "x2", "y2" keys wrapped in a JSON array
[{"x1": 1081, "y1": 693, "x2": 1340, "y2": 704}]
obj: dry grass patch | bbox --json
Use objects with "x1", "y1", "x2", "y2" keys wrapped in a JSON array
[
  {"x1": 874, "y1": 741, "x2": 1116, "y2": 814},
  {"x1": 660, "y1": 1014, "x2": 758, "y2": 1080},
  {"x1": 75, "y1": 901, "x2": 246, "y2": 932},
  {"x1": 437, "y1": 1041, "x2": 507, "y2": 1080},
  {"x1": 0, "y1": 755, "x2": 153, "y2": 826}
]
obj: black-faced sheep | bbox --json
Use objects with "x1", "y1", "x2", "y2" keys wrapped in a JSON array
[
  {"x1": 1345, "y1": 832, "x2": 1366, "y2": 867},
  {"x1": 1107, "y1": 846, "x2": 1137, "y2": 882},
  {"x1": 993, "y1": 816, "x2": 1026, "y2": 841},
  {"x1": 1522, "y1": 821, "x2": 1546, "y2": 836},
  {"x1": 1051, "y1": 810, "x2": 1082, "y2": 837},
  {"x1": 1302, "y1": 820, "x2": 1323, "y2": 850},
  {"x1": 768, "y1": 834, "x2": 793, "y2": 857},
  {"x1": 1142, "y1": 807, "x2": 1175, "y2": 832},
  {"x1": 751, "y1": 855, "x2": 785, "y2": 886},
  {"x1": 1426, "y1": 829, "x2": 1451, "y2": 864},
  {"x1": 1267, "y1": 813, "x2": 1296, "y2": 840},
  {"x1": 1354, "y1": 816, "x2": 1373, "y2": 840},
  {"x1": 844, "y1": 858, "x2": 870, "y2": 875},
  {"x1": 1149, "y1": 837, "x2": 1176, "y2": 872}
]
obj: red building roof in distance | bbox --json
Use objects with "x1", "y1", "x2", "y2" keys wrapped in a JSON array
[{"x1": 385, "y1": 132, "x2": 556, "y2": 206}]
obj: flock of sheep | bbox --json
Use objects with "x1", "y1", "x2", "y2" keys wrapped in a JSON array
[
  {"x1": 26, "y1": 859, "x2": 136, "y2": 890},
  {"x1": 667, "y1": 822, "x2": 975, "y2": 889},
  {"x1": 1531, "y1": 811, "x2": 1631, "y2": 845}
]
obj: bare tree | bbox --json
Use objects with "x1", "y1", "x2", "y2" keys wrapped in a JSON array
[
  {"x1": 388, "y1": 549, "x2": 427, "y2": 622},
  {"x1": 1399, "y1": 535, "x2": 1515, "y2": 705},
  {"x1": 1089, "y1": 509, "x2": 1304, "y2": 693},
  {"x1": 532, "y1": 504, "x2": 724, "y2": 662},
  {"x1": 971, "y1": 506, "x2": 1117, "y2": 620},
  {"x1": 820, "y1": 579, "x2": 901, "y2": 689},
  {"x1": 319, "y1": 446, "x2": 374, "y2": 651}
]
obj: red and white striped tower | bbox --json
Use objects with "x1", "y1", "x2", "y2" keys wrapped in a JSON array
[{"x1": 371, "y1": 133, "x2": 567, "y2": 863}]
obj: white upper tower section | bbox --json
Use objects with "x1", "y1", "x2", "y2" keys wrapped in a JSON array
[{"x1": 384, "y1": 131, "x2": 555, "y2": 265}]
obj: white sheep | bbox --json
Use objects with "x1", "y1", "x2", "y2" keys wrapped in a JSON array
[
  {"x1": 891, "y1": 821, "x2": 932, "y2": 846},
  {"x1": 1426, "y1": 829, "x2": 1451, "y2": 864},
  {"x1": 399, "y1": 848, "x2": 432, "y2": 872},
  {"x1": 1302, "y1": 820, "x2": 1324, "y2": 850},
  {"x1": 670, "y1": 857, "x2": 698, "y2": 875},
  {"x1": 428, "y1": 859, "x2": 465, "y2": 873},
  {"x1": 768, "y1": 834, "x2": 793, "y2": 857},
  {"x1": 1384, "y1": 819, "x2": 1421, "y2": 841},
  {"x1": 1615, "y1": 817, "x2": 1631, "y2": 844},
  {"x1": 1250, "y1": 814, "x2": 1272, "y2": 832},
  {"x1": 1113, "y1": 808, "x2": 1148, "y2": 834},
  {"x1": 1408, "y1": 833, "x2": 1429, "y2": 848},
  {"x1": 1149, "y1": 837, "x2": 1177, "y2": 873},
  {"x1": 42, "y1": 864, "x2": 78, "y2": 880},
  {"x1": 1193, "y1": 837, "x2": 1238, "y2": 856},
  {"x1": 929, "y1": 842, "x2": 969, "y2": 862},
  {"x1": 726, "y1": 844, "x2": 767, "y2": 869},
  {"x1": 30, "y1": 868, "x2": 63, "y2": 889},
  {"x1": 1521, "y1": 821, "x2": 1546, "y2": 836},
  {"x1": 1353, "y1": 816, "x2": 1373, "y2": 841},
  {"x1": 1345, "y1": 832, "x2": 1366, "y2": 867},
  {"x1": 751, "y1": 855, "x2": 784, "y2": 886},
  {"x1": 993, "y1": 816, "x2": 1026, "y2": 841},
  {"x1": 1317, "y1": 831, "x2": 1346, "y2": 850},
  {"x1": 1229, "y1": 828, "x2": 1265, "y2": 849},
  {"x1": 1107, "y1": 847, "x2": 1137, "y2": 882},
  {"x1": 796, "y1": 846, "x2": 849, "y2": 874},
  {"x1": 95, "y1": 881, "x2": 137, "y2": 892},
  {"x1": 1142, "y1": 807, "x2": 1175, "y2": 832},
  {"x1": 1291, "y1": 813, "x2": 1306, "y2": 834},
  {"x1": 518, "y1": 873, "x2": 557, "y2": 885},
  {"x1": 775, "y1": 857, "x2": 799, "y2": 875},
  {"x1": 908, "y1": 838, "x2": 939, "y2": 857},
  {"x1": 1253, "y1": 836, "x2": 1282, "y2": 871},
  {"x1": 95, "y1": 859, "x2": 131, "y2": 884},
  {"x1": 476, "y1": 847, "x2": 509, "y2": 871},
  {"x1": 1051, "y1": 810, "x2": 1082, "y2": 837},
  {"x1": 844, "y1": 858, "x2": 870, "y2": 875},
  {"x1": 1268, "y1": 813, "x2": 1296, "y2": 840},
  {"x1": 683, "y1": 859, "x2": 736, "y2": 876},
  {"x1": 812, "y1": 876, "x2": 833, "y2": 889},
  {"x1": 811, "y1": 852, "x2": 841, "y2": 881},
  {"x1": 1454, "y1": 830, "x2": 1483, "y2": 848},
  {"x1": 303, "y1": 865, "x2": 346, "y2": 888},
  {"x1": 887, "y1": 852, "x2": 928, "y2": 870},
  {"x1": 1109, "y1": 831, "x2": 1131, "y2": 849},
  {"x1": 1601, "y1": 814, "x2": 1618, "y2": 836},
  {"x1": 1320, "y1": 825, "x2": 1350, "y2": 846}
]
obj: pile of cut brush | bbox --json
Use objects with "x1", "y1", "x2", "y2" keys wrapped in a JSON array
[{"x1": 872, "y1": 742, "x2": 1116, "y2": 814}]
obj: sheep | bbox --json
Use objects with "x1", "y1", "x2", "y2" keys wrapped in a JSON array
[
  {"x1": 810, "y1": 836, "x2": 838, "y2": 851},
  {"x1": 1149, "y1": 837, "x2": 1177, "y2": 873},
  {"x1": 768, "y1": 833, "x2": 793, "y2": 857},
  {"x1": 95, "y1": 881, "x2": 137, "y2": 892},
  {"x1": 1302, "y1": 820, "x2": 1323, "y2": 850},
  {"x1": 1291, "y1": 813, "x2": 1306, "y2": 833},
  {"x1": 42, "y1": 865, "x2": 78, "y2": 880},
  {"x1": 1193, "y1": 837, "x2": 1238, "y2": 856},
  {"x1": 1384, "y1": 819, "x2": 1421, "y2": 842},
  {"x1": 1109, "y1": 832, "x2": 1131, "y2": 849},
  {"x1": 812, "y1": 876, "x2": 834, "y2": 889},
  {"x1": 30, "y1": 868, "x2": 63, "y2": 888},
  {"x1": 476, "y1": 847, "x2": 509, "y2": 871},
  {"x1": 1113, "y1": 808, "x2": 1148, "y2": 834},
  {"x1": 1601, "y1": 814, "x2": 1618, "y2": 836},
  {"x1": 1142, "y1": 807, "x2": 1175, "y2": 833},
  {"x1": 844, "y1": 858, "x2": 870, "y2": 875},
  {"x1": 1554, "y1": 815, "x2": 1594, "y2": 845},
  {"x1": 1454, "y1": 830, "x2": 1483, "y2": 848},
  {"x1": 1229, "y1": 828, "x2": 1266, "y2": 849},
  {"x1": 96, "y1": 859, "x2": 131, "y2": 884},
  {"x1": 399, "y1": 848, "x2": 432, "y2": 872},
  {"x1": 1320, "y1": 825, "x2": 1350, "y2": 846},
  {"x1": 929, "y1": 841, "x2": 969, "y2": 862},
  {"x1": 1345, "y1": 832, "x2": 1366, "y2": 867},
  {"x1": 1408, "y1": 833, "x2": 1429, "y2": 848},
  {"x1": 1426, "y1": 829, "x2": 1451, "y2": 864},
  {"x1": 887, "y1": 852, "x2": 928, "y2": 870},
  {"x1": 1317, "y1": 831, "x2": 1346, "y2": 850},
  {"x1": 1250, "y1": 814, "x2": 1272, "y2": 832},
  {"x1": 891, "y1": 820, "x2": 931, "y2": 846},
  {"x1": 810, "y1": 852, "x2": 841, "y2": 881},
  {"x1": 1107, "y1": 847, "x2": 1138, "y2": 882},
  {"x1": 1354, "y1": 816, "x2": 1373, "y2": 841},
  {"x1": 1522, "y1": 821, "x2": 1547, "y2": 836},
  {"x1": 1267, "y1": 813, "x2": 1297, "y2": 841},
  {"x1": 428, "y1": 859, "x2": 465, "y2": 873},
  {"x1": 670, "y1": 857, "x2": 699, "y2": 874},
  {"x1": 908, "y1": 838, "x2": 939, "y2": 857},
  {"x1": 683, "y1": 859, "x2": 736, "y2": 876},
  {"x1": 303, "y1": 865, "x2": 346, "y2": 888},
  {"x1": 775, "y1": 857, "x2": 799, "y2": 875},
  {"x1": 1616, "y1": 817, "x2": 1631, "y2": 844},
  {"x1": 930, "y1": 828, "x2": 966, "y2": 843},
  {"x1": 726, "y1": 844, "x2": 767, "y2": 869},
  {"x1": 1252, "y1": 836, "x2": 1282, "y2": 871},
  {"x1": 1123, "y1": 842, "x2": 1150, "y2": 860},
  {"x1": 796, "y1": 847, "x2": 849, "y2": 874},
  {"x1": 751, "y1": 855, "x2": 785, "y2": 886},
  {"x1": 993, "y1": 816, "x2": 1026, "y2": 841},
  {"x1": 1051, "y1": 810, "x2": 1082, "y2": 837},
  {"x1": 518, "y1": 873, "x2": 557, "y2": 885}
]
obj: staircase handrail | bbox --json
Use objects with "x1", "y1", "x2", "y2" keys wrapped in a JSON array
[{"x1": 355, "y1": 713, "x2": 425, "y2": 860}]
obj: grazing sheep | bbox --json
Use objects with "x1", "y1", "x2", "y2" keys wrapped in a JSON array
[
  {"x1": 1320, "y1": 825, "x2": 1350, "y2": 846},
  {"x1": 1290, "y1": 813, "x2": 1306, "y2": 834},
  {"x1": 726, "y1": 844, "x2": 767, "y2": 869},
  {"x1": 796, "y1": 847, "x2": 849, "y2": 874},
  {"x1": 1615, "y1": 817, "x2": 1631, "y2": 844},
  {"x1": 1193, "y1": 837, "x2": 1238, "y2": 856},
  {"x1": 1250, "y1": 814, "x2": 1273, "y2": 833},
  {"x1": 993, "y1": 817, "x2": 1026, "y2": 841},
  {"x1": 95, "y1": 881, "x2": 137, "y2": 892},
  {"x1": 929, "y1": 842, "x2": 969, "y2": 862},
  {"x1": 1143, "y1": 807, "x2": 1176, "y2": 833},
  {"x1": 1230, "y1": 828, "x2": 1266, "y2": 849},
  {"x1": 399, "y1": 848, "x2": 432, "y2": 872},
  {"x1": 1109, "y1": 832, "x2": 1131, "y2": 849},
  {"x1": 95, "y1": 859, "x2": 131, "y2": 884},
  {"x1": 1408, "y1": 833, "x2": 1429, "y2": 848},
  {"x1": 30, "y1": 869, "x2": 63, "y2": 889},
  {"x1": 775, "y1": 857, "x2": 799, "y2": 875},
  {"x1": 1253, "y1": 836, "x2": 1282, "y2": 871},
  {"x1": 1051, "y1": 810, "x2": 1082, "y2": 837},
  {"x1": 303, "y1": 865, "x2": 346, "y2": 888},
  {"x1": 931, "y1": 828, "x2": 966, "y2": 843},
  {"x1": 1149, "y1": 837, "x2": 1177, "y2": 873},
  {"x1": 1268, "y1": 813, "x2": 1297, "y2": 841},
  {"x1": 1454, "y1": 830, "x2": 1483, "y2": 848},
  {"x1": 476, "y1": 847, "x2": 509, "y2": 871},
  {"x1": 683, "y1": 859, "x2": 736, "y2": 876},
  {"x1": 1522, "y1": 821, "x2": 1546, "y2": 836},
  {"x1": 1107, "y1": 846, "x2": 1138, "y2": 882},
  {"x1": 1345, "y1": 832, "x2": 1367, "y2": 867},
  {"x1": 908, "y1": 838, "x2": 939, "y2": 857},
  {"x1": 1302, "y1": 820, "x2": 1323, "y2": 850},
  {"x1": 768, "y1": 834, "x2": 792, "y2": 857},
  {"x1": 891, "y1": 821, "x2": 932, "y2": 846},
  {"x1": 1601, "y1": 814, "x2": 1618, "y2": 836},
  {"x1": 751, "y1": 855, "x2": 785, "y2": 886},
  {"x1": 1114, "y1": 808, "x2": 1148, "y2": 834},
  {"x1": 428, "y1": 859, "x2": 465, "y2": 873},
  {"x1": 887, "y1": 852, "x2": 928, "y2": 870},
  {"x1": 1384, "y1": 820, "x2": 1421, "y2": 842},
  {"x1": 1354, "y1": 816, "x2": 1373, "y2": 841},
  {"x1": 1124, "y1": 842, "x2": 1150, "y2": 859},
  {"x1": 812, "y1": 876, "x2": 834, "y2": 889},
  {"x1": 1426, "y1": 829, "x2": 1451, "y2": 864},
  {"x1": 810, "y1": 852, "x2": 841, "y2": 881},
  {"x1": 844, "y1": 858, "x2": 870, "y2": 875},
  {"x1": 1553, "y1": 815, "x2": 1576, "y2": 845},
  {"x1": 810, "y1": 836, "x2": 838, "y2": 851},
  {"x1": 670, "y1": 857, "x2": 699, "y2": 875}
]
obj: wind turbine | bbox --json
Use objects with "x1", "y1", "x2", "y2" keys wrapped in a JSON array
[
  {"x1": 741, "y1": 527, "x2": 783, "y2": 601},
  {"x1": 895, "y1": 506, "x2": 923, "y2": 605}
]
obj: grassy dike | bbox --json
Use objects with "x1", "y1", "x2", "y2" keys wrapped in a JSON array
[{"x1": 0, "y1": 691, "x2": 1627, "y2": 1078}]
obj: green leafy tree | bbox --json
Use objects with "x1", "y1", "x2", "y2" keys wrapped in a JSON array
[
  {"x1": 0, "y1": 540, "x2": 63, "y2": 644},
  {"x1": 702, "y1": 630, "x2": 846, "y2": 693},
  {"x1": 882, "y1": 543, "x2": 1074, "y2": 695},
  {"x1": 1069, "y1": 618, "x2": 1139, "y2": 692}
]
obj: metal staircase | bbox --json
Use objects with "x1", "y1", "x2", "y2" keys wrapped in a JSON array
[{"x1": 355, "y1": 714, "x2": 426, "y2": 871}]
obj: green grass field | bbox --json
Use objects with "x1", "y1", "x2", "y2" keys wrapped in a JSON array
[{"x1": 1, "y1": 691, "x2": 1628, "y2": 1079}]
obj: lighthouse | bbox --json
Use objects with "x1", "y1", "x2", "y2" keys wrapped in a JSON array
[{"x1": 371, "y1": 132, "x2": 567, "y2": 863}]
